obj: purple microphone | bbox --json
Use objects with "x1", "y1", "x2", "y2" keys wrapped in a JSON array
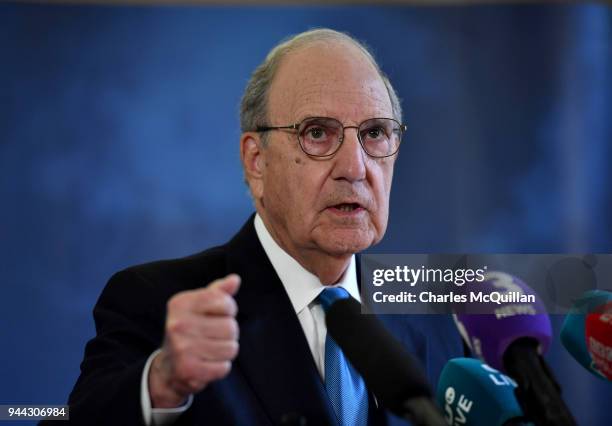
[
  {"x1": 454, "y1": 271, "x2": 576, "y2": 426},
  {"x1": 454, "y1": 271, "x2": 551, "y2": 371}
]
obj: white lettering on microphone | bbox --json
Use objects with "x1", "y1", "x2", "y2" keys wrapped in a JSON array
[
  {"x1": 481, "y1": 363, "x2": 517, "y2": 387},
  {"x1": 445, "y1": 392, "x2": 473, "y2": 425}
]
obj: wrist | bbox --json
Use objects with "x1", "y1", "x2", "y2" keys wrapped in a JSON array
[{"x1": 148, "y1": 352, "x2": 189, "y2": 408}]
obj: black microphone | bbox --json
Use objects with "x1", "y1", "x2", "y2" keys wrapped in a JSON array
[{"x1": 326, "y1": 297, "x2": 446, "y2": 426}]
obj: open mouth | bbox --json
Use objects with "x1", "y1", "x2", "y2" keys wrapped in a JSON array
[{"x1": 331, "y1": 203, "x2": 362, "y2": 213}]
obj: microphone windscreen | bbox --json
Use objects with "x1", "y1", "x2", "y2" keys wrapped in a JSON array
[
  {"x1": 326, "y1": 297, "x2": 432, "y2": 416},
  {"x1": 560, "y1": 313, "x2": 595, "y2": 374},
  {"x1": 545, "y1": 255, "x2": 598, "y2": 309},
  {"x1": 560, "y1": 290, "x2": 612, "y2": 380},
  {"x1": 455, "y1": 272, "x2": 552, "y2": 371},
  {"x1": 436, "y1": 358, "x2": 524, "y2": 426},
  {"x1": 585, "y1": 304, "x2": 612, "y2": 380}
]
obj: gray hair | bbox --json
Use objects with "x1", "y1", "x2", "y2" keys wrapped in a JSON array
[{"x1": 239, "y1": 28, "x2": 402, "y2": 134}]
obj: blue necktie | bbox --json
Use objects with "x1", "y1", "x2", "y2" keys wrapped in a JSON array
[{"x1": 319, "y1": 287, "x2": 368, "y2": 426}]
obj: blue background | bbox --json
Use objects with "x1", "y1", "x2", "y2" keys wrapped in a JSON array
[{"x1": 1, "y1": 2, "x2": 611, "y2": 424}]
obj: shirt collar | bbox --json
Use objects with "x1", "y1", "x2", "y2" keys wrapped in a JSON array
[{"x1": 254, "y1": 214, "x2": 361, "y2": 315}]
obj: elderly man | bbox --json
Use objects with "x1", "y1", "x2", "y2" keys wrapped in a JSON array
[{"x1": 65, "y1": 29, "x2": 462, "y2": 425}]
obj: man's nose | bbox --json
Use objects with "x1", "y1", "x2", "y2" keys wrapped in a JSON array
[{"x1": 331, "y1": 127, "x2": 366, "y2": 182}]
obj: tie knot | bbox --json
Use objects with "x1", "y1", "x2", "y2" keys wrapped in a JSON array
[{"x1": 318, "y1": 287, "x2": 350, "y2": 312}]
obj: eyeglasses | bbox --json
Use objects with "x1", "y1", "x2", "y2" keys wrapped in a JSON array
[{"x1": 256, "y1": 117, "x2": 406, "y2": 158}]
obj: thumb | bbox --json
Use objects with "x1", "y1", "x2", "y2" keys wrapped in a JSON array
[{"x1": 210, "y1": 274, "x2": 241, "y2": 296}]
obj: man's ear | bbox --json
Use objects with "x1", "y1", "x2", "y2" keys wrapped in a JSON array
[{"x1": 240, "y1": 132, "x2": 265, "y2": 199}]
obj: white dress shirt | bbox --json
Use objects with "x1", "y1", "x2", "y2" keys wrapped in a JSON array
[
  {"x1": 253, "y1": 214, "x2": 361, "y2": 377},
  {"x1": 140, "y1": 214, "x2": 360, "y2": 425}
]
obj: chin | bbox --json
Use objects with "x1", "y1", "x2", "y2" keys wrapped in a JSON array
[{"x1": 318, "y1": 230, "x2": 377, "y2": 256}]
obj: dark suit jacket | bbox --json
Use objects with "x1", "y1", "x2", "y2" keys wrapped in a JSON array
[{"x1": 62, "y1": 215, "x2": 463, "y2": 425}]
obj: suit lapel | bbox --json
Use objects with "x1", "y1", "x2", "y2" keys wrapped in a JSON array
[{"x1": 226, "y1": 217, "x2": 337, "y2": 425}]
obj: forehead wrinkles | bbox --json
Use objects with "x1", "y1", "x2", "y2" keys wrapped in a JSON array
[{"x1": 283, "y1": 82, "x2": 393, "y2": 124}]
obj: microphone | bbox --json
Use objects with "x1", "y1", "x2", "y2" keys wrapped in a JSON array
[
  {"x1": 325, "y1": 297, "x2": 447, "y2": 426},
  {"x1": 545, "y1": 255, "x2": 598, "y2": 309},
  {"x1": 585, "y1": 303, "x2": 612, "y2": 380},
  {"x1": 436, "y1": 358, "x2": 527, "y2": 426},
  {"x1": 560, "y1": 290, "x2": 612, "y2": 380},
  {"x1": 454, "y1": 271, "x2": 577, "y2": 426}
]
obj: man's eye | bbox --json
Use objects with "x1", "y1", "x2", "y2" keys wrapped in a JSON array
[
  {"x1": 306, "y1": 127, "x2": 326, "y2": 139},
  {"x1": 365, "y1": 127, "x2": 385, "y2": 139}
]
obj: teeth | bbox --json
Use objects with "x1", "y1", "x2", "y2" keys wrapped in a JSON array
[{"x1": 337, "y1": 204, "x2": 357, "y2": 212}]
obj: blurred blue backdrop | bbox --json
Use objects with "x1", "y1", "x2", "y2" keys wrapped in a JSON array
[{"x1": 1, "y1": 2, "x2": 611, "y2": 425}]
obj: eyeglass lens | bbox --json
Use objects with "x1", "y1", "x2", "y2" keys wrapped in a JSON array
[{"x1": 297, "y1": 117, "x2": 402, "y2": 157}]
